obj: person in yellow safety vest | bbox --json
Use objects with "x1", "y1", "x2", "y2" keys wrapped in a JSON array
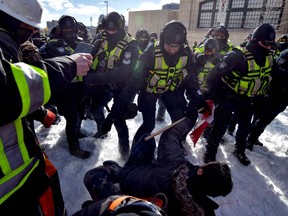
[
  {"x1": 83, "y1": 11, "x2": 140, "y2": 160},
  {"x1": 101, "y1": 20, "x2": 211, "y2": 154},
  {"x1": 203, "y1": 23, "x2": 277, "y2": 166},
  {"x1": 0, "y1": 0, "x2": 93, "y2": 214},
  {"x1": 194, "y1": 25, "x2": 239, "y2": 57},
  {"x1": 135, "y1": 28, "x2": 151, "y2": 53}
]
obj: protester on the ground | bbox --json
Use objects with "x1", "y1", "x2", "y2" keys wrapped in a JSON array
[{"x1": 80, "y1": 117, "x2": 233, "y2": 215}]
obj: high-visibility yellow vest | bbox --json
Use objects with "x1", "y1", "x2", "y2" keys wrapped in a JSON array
[
  {"x1": 222, "y1": 48, "x2": 274, "y2": 96},
  {"x1": 0, "y1": 62, "x2": 51, "y2": 204},
  {"x1": 146, "y1": 41, "x2": 188, "y2": 93},
  {"x1": 91, "y1": 32, "x2": 135, "y2": 71}
]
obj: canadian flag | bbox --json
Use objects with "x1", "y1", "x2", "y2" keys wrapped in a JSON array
[{"x1": 190, "y1": 100, "x2": 215, "y2": 146}]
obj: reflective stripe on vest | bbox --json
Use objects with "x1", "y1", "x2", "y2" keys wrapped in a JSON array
[
  {"x1": 0, "y1": 120, "x2": 41, "y2": 204},
  {"x1": 91, "y1": 32, "x2": 135, "y2": 71},
  {"x1": 11, "y1": 63, "x2": 51, "y2": 116},
  {"x1": 146, "y1": 41, "x2": 188, "y2": 93},
  {"x1": 198, "y1": 61, "x2": 215, "y2": 92},
  {"x1": 222, "y1": 49, "x2": 273, "y2": 96},
  {"x1": 0, "y1": 62, "x2": 50, "y2": 204}
]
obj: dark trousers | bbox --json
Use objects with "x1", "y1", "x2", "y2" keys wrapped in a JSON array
[
  {"x1": 132, "y1": 89, "x2": 187, "y2": 150},
  {"x1": 206, "y1": 91, "x2": 253, "y2": 154}
]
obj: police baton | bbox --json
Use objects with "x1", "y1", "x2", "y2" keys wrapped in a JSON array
[{"x1": 144, "y1": 117, "x2": 186, "y2": 141}]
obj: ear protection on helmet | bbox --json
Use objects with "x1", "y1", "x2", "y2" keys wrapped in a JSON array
[
  {"x1": 159, "y1": 20, "x2": 187, "y2": 45},
  {"x1": 101, "y1": 12, "x2": 125, "y2": 30}
]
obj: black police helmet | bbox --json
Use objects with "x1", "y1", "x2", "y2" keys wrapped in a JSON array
[
  {"x1": 278, "y1": 35, "x2": 288, "y2": 44},
  {"x1": 136, "y1": 28, "x2": 150, "y2": 41},
  {"x1": 58, "y1": 15, "x2": 77, "y2": 30},
  {"x1": 251, "y1": 23, "x2": 275, "y2": 42},
  {"x1": 102, "y1": 12, "x2": 125, "y2": 31},
  {"x1": 160, "y1": 20, "x2": 186, "y2": 45},
  {"x1": 204, "y1": 38, "x2": 219, "y2": 52},
  {"x1": 150, "y1": 32, "x2": 158, "y2": 39},
  {"x1": 276, "y1": 49, "x2": 288, "y2": 69},
  {"x1": 213, "y1": 25, "x2": 229, "y2": 40}
]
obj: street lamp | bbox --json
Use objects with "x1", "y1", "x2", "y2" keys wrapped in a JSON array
[{"x1": 104, "y1": 1, "x2": 108, "y2": 15}]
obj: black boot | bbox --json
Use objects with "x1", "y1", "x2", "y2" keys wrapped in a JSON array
[
  {"x1": 247, "y1": 137, "x2": 263, "y2": 151},
  {"x1": 233, "y1": 150, "x2": 250, "y2": 166},
  {"x1": 93, "y1": 123, "x2": 108, "y2": 139},
  {"x1": 69, "y1": 140, "x2": 91, "y2": 159},
  {"x1": 119, "y1": 144, "x2": 130, "y2": 161}
]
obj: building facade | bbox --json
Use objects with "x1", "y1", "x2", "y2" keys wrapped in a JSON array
[{"x1": 128, "y1": 0, "x2": 288, "y2": 46}]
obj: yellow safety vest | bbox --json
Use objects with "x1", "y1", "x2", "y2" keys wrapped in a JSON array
[
  {"x1": 0, "y1": 62, "x2": 50, "y2": 204},
  {"x1": 222, "y1": 48, "x2": 274, "y2": 96},
  {"x1": 198, "y1": 61, "x2": 215, "y2": 92},
  {"x1": 146, "y1": 41, "x2": 188, "y2": 93},
  {"x1": 91, "y1": 32, "x2": 135, "y2": 71}
]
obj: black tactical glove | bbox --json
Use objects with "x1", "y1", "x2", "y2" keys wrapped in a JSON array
[
  {"x1": 123, "y1": 103, "x2": 138, "y2": 120},
  {"x1": 101, "y1": 113, "x2": 115, "y2": 134}
]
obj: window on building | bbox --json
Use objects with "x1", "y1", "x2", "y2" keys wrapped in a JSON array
[{"x1": 198, "y1": 0, "x2": 286, "y2": 29}]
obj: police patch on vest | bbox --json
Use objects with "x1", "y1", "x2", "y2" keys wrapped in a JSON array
[
  {"x1": 57, "y1": 47, "x2": 66, "y2": 53},
  {"x1": 123, "y1": 51, "x2": 132, "y2": 64},
  {"x1": 219, "y1": 61, "x2": 227, "y2": 69}
]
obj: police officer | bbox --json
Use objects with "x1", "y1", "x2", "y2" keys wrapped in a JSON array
[
  {"x1": 45, "y1": 15, "x2": 91, "y2": 159},
  {"x1": 195, "y1": 25, "x2": 237, "y2": 57},
  {"x1": 204, "y1": 23, "x2": 277, "y2": 166},
  {"x1": 247, "y1": 49, "x2": 288, "y2": 151},
  {"x1": 0, "y1": 0, "x2": 92, "y2": 214},
  {"x1": 150, "y1": 32, "x2": 158, "y2": 43},
  {"x1": 276, "y1": 35, "x2": 288, "y2": 52},
  {"x1": 84, "y1": 12, "x2": 139, "y2": 159},
  {"x1": 77, "y1": 22, "x2": 91, "y2": 43},
  {"x1": 135, "y1": 28, "x2": 151, "y2": 52},
  {"x1": 195, "y1": 38, "x2": 221, "y2": 98},
  {"x1": 102, "y1": 20, "x2": 211, "y2": 153},
  {"x1": 45, "y1": 15, "x2": 78, "y2": 57}
]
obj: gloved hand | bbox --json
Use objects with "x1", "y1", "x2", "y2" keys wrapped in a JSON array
[
  {"x1": 197, "y1": 99, "x2": 213, "y2": 118},
  {"x1": 123, "y1": 103, "x2": 138, "y2": 120},
  {"x1": 101, "y1": 113, "x2": 115, "y2": 134},
  {"x1": 20, "y1": 41, "x2": 42, "y2": 64},
  {"x1": 42, "y1": 109, "x2": 57, "y2": 128}
]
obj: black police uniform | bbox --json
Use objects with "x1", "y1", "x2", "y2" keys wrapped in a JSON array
[
  {"x1": 204, "y1": 24, "x2": 277, "y2": 166},
  {"x1": 247, "y1": 49, "x2": 288, "y2": 150},
  {"x1": 84, "y1": 13, "x2": 140, "y2": 159},
  {"x1": 44, "y1": 16, "x2": 91, "y2": 159},
  {"x1": 106, "y1": 38, "x2": 207, "y2": 152}
]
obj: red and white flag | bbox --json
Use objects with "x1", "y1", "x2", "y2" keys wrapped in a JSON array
[{"x1": 190, "y1": 100, "x2": 215, "y2": 146}]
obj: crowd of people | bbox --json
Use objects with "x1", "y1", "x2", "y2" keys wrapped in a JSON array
[{"x1": 1, "y1": 0, "x2": 288, "y2": 215}]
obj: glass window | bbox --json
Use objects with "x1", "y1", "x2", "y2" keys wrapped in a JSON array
[{"x1": 197, "y1": 0, "x2": 285, "y2": 29}]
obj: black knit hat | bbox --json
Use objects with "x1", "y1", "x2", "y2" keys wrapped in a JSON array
[{"x1": 251, "y1": 23, "x2": 276, "y2": 42}]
